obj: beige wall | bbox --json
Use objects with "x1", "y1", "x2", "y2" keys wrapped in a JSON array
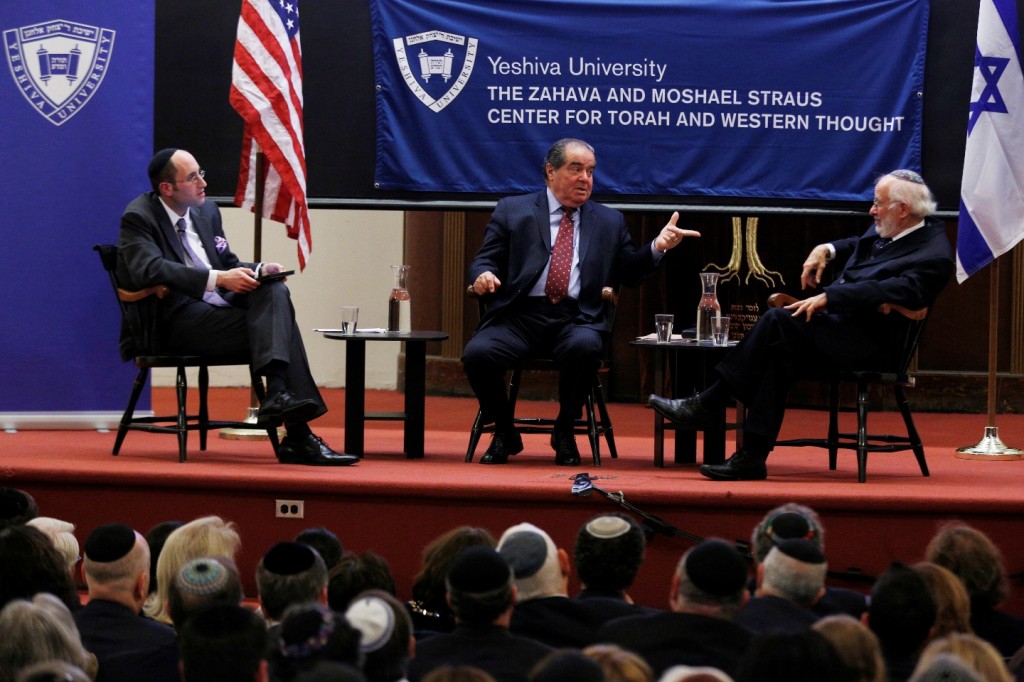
[{"x1": 153, "y1": 206, "x2": 405, "y2": 390}]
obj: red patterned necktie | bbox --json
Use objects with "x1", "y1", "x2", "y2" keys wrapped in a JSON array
[{"x1": 545, "y1": 207, "x2": 575, "y2": 304}]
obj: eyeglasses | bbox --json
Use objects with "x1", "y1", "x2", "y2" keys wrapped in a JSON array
[{"x1": 172, "y1": 169, "x2": 206, "y2": 185}]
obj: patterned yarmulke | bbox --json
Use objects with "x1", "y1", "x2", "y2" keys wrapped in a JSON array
[
  {"x1": 775, "y1": 538, "x2": 826, "y2": 565},
  {"x1": 279, "y1": 604, "x2": 337, "y2": 659},
  {"x1": 345, "y1": 595, "x2": 395, "y2": 653},
  {"x1": 584, "y1": 515, "x2": 631, "y2": 540},
  {"x1": 147, "y1": 148, "x2": 178, "y2": 183},
  {"x1": 263, "y1": 541, "x2": 316, "y2": 576},
  {"x1": 447, "y1": 546, "x2": 511, "y2": 593},
  {"x1": 176, "y1": 558, "x2": 229, "y2": 596},
  {"x1": 685, "y1": 539, "x2": 748, "y2": 596},
  {"x1": 84, "y1": 523, "x2": 136, "y2": 563}
]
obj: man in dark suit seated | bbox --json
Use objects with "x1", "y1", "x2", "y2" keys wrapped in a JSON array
[
  {"x1": 649, "y1": 169, "x2": 955, "y2": 480},
  {"x1": 118, "y1": 148, "x2": 356, "y2": 466},
  {"x1": 464, "y1": 137, "x2": 698, "y2": 466}
]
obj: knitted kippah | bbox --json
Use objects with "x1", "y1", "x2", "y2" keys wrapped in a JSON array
[
  {"x1": 279, "y1": 604, "x2": 337, "y2": 659},
  {"x1": 147, "y1": 148, "x2": 178, "y2": 183},
  {"x1": 345, "y1": 595, "x2": 395, "y2": 653},
  {"x1": 447, "y1": 546, "x2": 511, "y2": 593},
  {"x1": 176, "y1": 557, "x2": 229, "y2": 596},
  {"x1": 775, "y1": 538, "x2": 826, "y2": 565},
  {"x1": 498, "y1": 525, "x2": 550, "y2": 579},
  {"x1": 584, "y1": 515, "x2": 631, "y2": 540},
  {"x1": 84, "y1": 523, "x2": 136, "y2": 563},
  {"x1": 263, "y1": 541, "x2": 316, "y2": 575},
  {"x1": 685, "y1": 539, "x2": 748, "y2": 596}
]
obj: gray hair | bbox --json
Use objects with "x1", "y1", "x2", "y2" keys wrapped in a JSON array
[
  {"x1": 762, "y1": 546, "x2": 828, "y2": 608},
  {"x1": 882, "y1": 170, "x2": 937, "y2": 217}
]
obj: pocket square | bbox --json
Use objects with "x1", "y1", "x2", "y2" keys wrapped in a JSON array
[{"x1": 214, "y1": 235, "x2": 228, "y2": 253}]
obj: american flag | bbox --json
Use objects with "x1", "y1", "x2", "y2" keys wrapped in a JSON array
[{"x1": 230, "y1": 0, "x2": 311, "y2": 269}]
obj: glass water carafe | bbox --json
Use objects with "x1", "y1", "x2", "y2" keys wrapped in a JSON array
[
  {"x1": 696, "y1": 271, "x2": 721, "y2": 344},
  {"x1": 388, "y1": 264, "x2": 412, "y2": 333}
]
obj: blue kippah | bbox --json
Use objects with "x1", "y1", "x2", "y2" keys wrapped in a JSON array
[
  {"x1": 498, "y1": 530, "x2": 549, "y2": 579},
  {"x1": 177, "y1": 557, "x2": 229, "y2": 596}
]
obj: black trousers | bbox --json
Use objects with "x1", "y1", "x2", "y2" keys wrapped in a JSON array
[{"x1": 462, "y1": 297, "x2": 603, "y2": 431}]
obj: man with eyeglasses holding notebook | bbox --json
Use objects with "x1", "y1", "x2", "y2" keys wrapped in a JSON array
[
  {"x1": 116, "y1": 148, "x2": 356, "y2": 466},
  {"x1": 648, "y1": 170, "x2": 954, "y2": 481}
]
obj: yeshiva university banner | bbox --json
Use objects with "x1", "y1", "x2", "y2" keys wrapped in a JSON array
[{"x1": 370, "y1": 0, "x2": 928, "y2": 202}]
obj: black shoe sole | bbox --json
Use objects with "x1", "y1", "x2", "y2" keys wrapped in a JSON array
[{"x1": 698, "y1": 465, "x2": 767, "y2": 481}]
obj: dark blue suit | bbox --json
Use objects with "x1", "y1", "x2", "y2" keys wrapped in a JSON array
[
  {"x1": 117, "y1": 192, "x2": 325, "y2": 417},
  {"x1": 464, "y1": 190, "x2": 660, "y2": 425},
  {"x1": 715, "y1": 217, "x2": 954, "y2": 445}
]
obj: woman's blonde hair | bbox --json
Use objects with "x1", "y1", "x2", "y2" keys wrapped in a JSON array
[
  {"x1": 912, "y1": 561, "x2": 973, "y2": 636},
  {"x1": 913, "y1": 633, "x2": 1012, "y2": 682},
  {"x1": 584, "y1": 643, "x2": 654, "y2": 682},
  {"x1": 144, "y1": 515, "x2": 241, "y2": 624},
  {"x1": 812, "y1": 614, "x2": 886, "y2": 682}
]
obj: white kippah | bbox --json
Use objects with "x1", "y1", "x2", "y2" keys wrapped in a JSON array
[
  {"x1": 585, "y1": 515, "x2": 631, "y2": 539},
  {"x1": 345, "y1": 596, "x2": 395, "y2": 653}
]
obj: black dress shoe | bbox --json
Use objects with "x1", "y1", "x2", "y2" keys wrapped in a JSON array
[
  {"x1": 277, "y1": 434, "x2": 359, "y2": 466},
  {"x1": 480, "y1": 431, "x2": 523, "y2": 464},
  {"x1": 647, "y1": 393, "x2": 721, "y2": 427},
  {"x1": 258, "y1": 391, "x2": 321, "y2": 425},
  {"x1": 698, "y1": 450, "x2": 767, "y2": 481},
  {"x1": 550, "y1": 429, "x2": 581, "y2": 467}
]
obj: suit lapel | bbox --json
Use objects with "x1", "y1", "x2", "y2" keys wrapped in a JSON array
[
  {"x1": 153, "y1": 196, "x2": 190, "y2": 265},
  {"x1": 189, "y1": 208, "x2": 220, "y2": 267},
  {"x1": 533, "y1": 191, "x2": 552, "y2": 252},
  {"x1": 577, "y1": 202, "x2": 594, "y2": 266}
]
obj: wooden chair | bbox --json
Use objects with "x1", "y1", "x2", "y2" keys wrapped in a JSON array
[
  {"x1": 767, "y1": 292, "x2": 930, "y2": 482},
  {"x1": 465, "y1": 287, "x2": 619, "y2": 465},
  {"x1": 94, "y1": 244, "x2": 279, "y2": 462}
]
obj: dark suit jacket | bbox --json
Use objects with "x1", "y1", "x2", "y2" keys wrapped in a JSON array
[
  {"x1": 408, "y1": 624, "x2": 553, "y2": 682},
  {"x1": 734, "y1": 594, "x2": 819, "y2": 635},
  {"x1": 73, "y1": 599, "x2": 179, "y2": 682},
  {"x1": 468, "y1": 190, "x2": 659, "y2": 332},
  {"x1": 116, "y1": 192, "x2": 253, "y2": 358}
]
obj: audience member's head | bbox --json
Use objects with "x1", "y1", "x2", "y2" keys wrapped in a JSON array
[
  {"x1": 144, "y1": 520, "x2": 184, "y2": 596},
  {"x1": 813, "y1": 614, "x2": 886, "y2": 682},
  {"x1": 750, "y1": 503, "x2": 824, "y2": 564},
  {"x1": 0, "y1": 593, "x2": 96, "y2": 682},
  {"x1": 295, "y1": 527, "x2": 344, "y2": 570},
  {"x1": 82, "y1": 523, "x2": 151, "y2": 613},
  {"x1": 582, "y1": 644, "x2": 653, "y2": 682},
  {"x1": 497, "y1": 522, "x2": 568, "y2": 601},
  {"x1": 671, "y1": 539, "x2": 749, "y2": 619},
  {"x1": 925, "y1": 523, "x2": 1009, "y2": 610},
  {"x1": 148, "y1": 515, "x2": 241, "y2": 623},
  {"x1": 0, "y1": 524, "x2": 79, "y2": 612},
  {"x1": 345, "y1": 590, "x2": 414, "y2": 682},
  {"x1": 168, "y1": 556, "x2": 244, "y2": 628},
  {"x1": 25, "y1": 517, "x2": 79, "y2": 578},
  {"x1": 290, "y1": 661, "x2": 366, "y2": 682},
  {"x1": 908, "y1": 653, "x2": 983, "y2": 682},
  {"x1": 866, "y1": 562, "x2": 937, "y2": 660},
  {"x1": 0, "y1": 488, "x2": 38, "y2": 529},
  {"x1": 758, "y1": 539, "x2": 828, "y2": 609},
  {"x1": 179, "y1": 603, "x2": 267, "y2": 682},
  {"x1": 270, "y1": 603, "x2": 362, "y2": 681},
  {"x1": 912, "y1": 634, "x2": 1012, "y2": 682},
  {"x1": 912, "y1": 562, "x2": 973, "y2": 637},
  {"x1": 732, "y1": 630, "x2": 846, "y2": 682},
  {"x1": 421, "y1": 666, "x2": 497, "y2": 682},
  {"x1": 445, "y1": 545, "x2": 515, "y2": 626},
  {"x1": 14, "y1": 661, "x2": 91, "y2": 682},
  {"x1": 573, "y1": 514, "x2": 645, "y2": 597},
  {"x1": 410, "y1": 526, "x2": 495, "y2": 630},
  {"x1": 657, "y1": 666, "x2": 734, "y2": 682},
  {"x1": 258, "y1": 541, "x2": 328, "y2": 623},
  {"x1": 327, "y1": 550, "x2": 396, "y2": 612},
  {"x1": 530, "y1": 650, "x2": 606, "y2": 682}
]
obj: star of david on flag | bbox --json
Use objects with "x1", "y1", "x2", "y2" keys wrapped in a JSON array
[{"x1": 957, "y1": 0, "x2": 1024, "y2": 282}]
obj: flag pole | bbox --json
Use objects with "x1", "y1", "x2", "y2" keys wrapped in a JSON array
[
  {"x1": 956, "y1": 258, "x2": 1023, "y2": 458},
  {"x1": 221, "y1": 142, "x2": 277, "y2": 441}
]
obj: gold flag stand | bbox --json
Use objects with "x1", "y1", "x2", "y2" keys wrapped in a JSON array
[
  {"x1": 956, "y1": 259, "x2": 1023, "y2": 459},
  {"x1": 221, "y1": 142, "x2": 280, "y2": 441}
]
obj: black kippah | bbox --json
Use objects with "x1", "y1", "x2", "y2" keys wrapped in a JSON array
[
  {"x1": 776, "y1": 538, "x2": 826, "y2": 564},
  {"x1": 685, "y1": 539, "x2": 748, "y2": 596},
  {"x1": 447, "y1": 546, "x2": 511, "y2": 593},
  {"x1": 263, "y1": 541, "x2": 316, "y2": 575},
  {"x1": 0, "y1": 487, "x2": 37, "y2": 524},
  {"x1": 767, "y1": 511, "x2": 815, "y2": 543},
  {"x1": 147, "y1": 148, "x2": 178, "y2": 183},
  {"x1": 84, "y1": 523, "x2": 136, "y2": 562}
]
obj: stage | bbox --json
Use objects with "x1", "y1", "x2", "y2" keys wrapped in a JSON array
[{"x1": 5, "y1": 387, "x2": 1024, "y2": 614}]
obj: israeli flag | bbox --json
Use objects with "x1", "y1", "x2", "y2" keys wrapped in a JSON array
[{"x1": 957, "y1": 0, "x2": 1024, "y2": 282}]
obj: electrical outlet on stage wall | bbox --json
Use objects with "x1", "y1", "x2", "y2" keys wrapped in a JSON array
[{"x1": 275, "y1": 499, "x2": 304, "y2": 518}]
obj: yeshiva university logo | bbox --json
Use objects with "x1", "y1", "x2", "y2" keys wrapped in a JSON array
[
  {"x1": 4, "y1": 18, "x2": 115, "y2": 126},
  {"x1": 392, "y1": 29, "x2": 477, "y2": 113}
]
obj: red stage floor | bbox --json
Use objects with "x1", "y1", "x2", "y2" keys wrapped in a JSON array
[{"x1": 5, "y1": 387, "x2": 1024, "y2": 613}]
